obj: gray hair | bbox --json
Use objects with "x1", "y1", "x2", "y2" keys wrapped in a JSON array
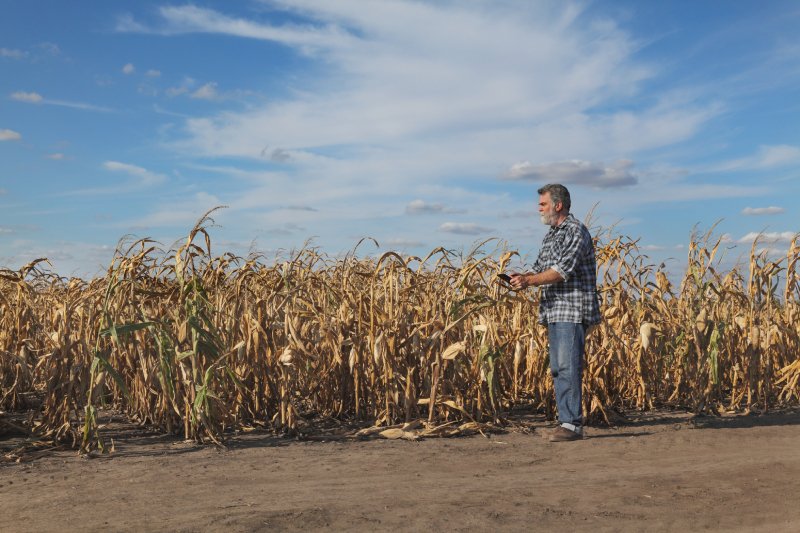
[{"x1": 537, "y1": 183, "x2": 571, "y2": 212}]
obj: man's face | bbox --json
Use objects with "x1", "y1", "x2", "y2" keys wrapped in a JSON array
[{"x1": 538, "y1": 193, "x2": 559, "y2": 226}]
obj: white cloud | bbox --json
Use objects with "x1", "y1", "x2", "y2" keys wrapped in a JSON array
[
  {"x1": 506, "y1": 159, "x2": 638, "y2": 188},
  {"x1": 11, "y1": 91, "x2": 43, "y2": 103},
  {"x1": 39, "y1": 42, "x2": 61, "y2": 56},
  {"x1": 406, "y1": 199, "x2": 445, "y2": 214},
  {"x1": 640, "y1": 244, "x2": 685, "y2": 252},
  {"x1": 125, "y1": 192, "x2": 222, "y2": 228},
  {"x1": 439, "y1": 222, "x2": 495, "y2": 235},
  {"x1": 714, "y1": 144, "x2": 800, "y2": 171},
  {"x1": 282, "y1": 205, "x2": 317, "y2": 212},
  {"x1": 0, "y1": 129, "x2": 21, "y2": 141},
  {"x1": 191, "y1": 82, "x2": 218, "y2": 100},
  {"x1": 113, "y1": 2, "x2": 746, "y2": 251},
  {"x1": 10, "y1": 90, "x2": 112, "y2": 112},
  {"x1": 103, "y1": 161, "x2": 166, "y2": 186},
  {"x1": 758, "y1": 145, "x2": 800, "y2": 167},
  {"x1": 0, "y1": 48, "x2": 27, "y2": 59},
  {"x1": 146, "y1": 69, "x2": 161, "y2": 77},
  {"x1": 742, "y1": 206, "x2": 784, "y2": 216},
  {"x1": 122, "y1": 3, "x2": 715, "y2": 168},
  {"x1": 46, "y1": 153, "x2": 65, "y2": 160},
  {"x1": 167, "y1": 77, "x2": 196, "y2": 97},
  {"x1": 122, "y1": 63, "x2": 135, "y2": 74},
  {"x1": 736, "y1": 231, "x2": 797, "y2": 244},
  {"x1": 264, "y1": 222, "x2": 306, "y2": 236},
  {"x1": 404, "y1": 199, "x2": 464, "y2": 215},
  {"x1": 383, "y1": 238, "x2": 425, "y2": 248}
]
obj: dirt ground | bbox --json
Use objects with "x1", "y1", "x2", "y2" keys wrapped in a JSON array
[{"x1": 2, "y1": 409, "x2": 800, "y2": 532}]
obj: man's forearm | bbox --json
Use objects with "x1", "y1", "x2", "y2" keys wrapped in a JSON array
[{"x1": 522, "y1": 268, "x2": 564, "y2": 287}]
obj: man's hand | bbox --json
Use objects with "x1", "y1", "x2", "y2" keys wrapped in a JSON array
[{"x1": 509, "y1": 272, "x2": 531, "y2": 290}]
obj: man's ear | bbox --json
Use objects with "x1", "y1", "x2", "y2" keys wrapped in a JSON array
[{"x1": 554, "y1": 201, "x2": 563, "y2": 212}]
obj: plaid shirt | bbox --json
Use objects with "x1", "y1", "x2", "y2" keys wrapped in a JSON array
[{"x1": 532, "y1": 213, "x2": 601, "y2": 325}]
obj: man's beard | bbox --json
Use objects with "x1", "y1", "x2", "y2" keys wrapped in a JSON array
[{"x1": 540, "y1": 211, "x2": 556, "y2": 226}]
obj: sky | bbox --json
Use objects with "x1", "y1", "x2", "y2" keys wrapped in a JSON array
[{"x1": 1, "y1": 0, "x2": 799, "y2": 279}]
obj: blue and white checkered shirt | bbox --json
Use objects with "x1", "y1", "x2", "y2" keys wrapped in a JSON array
[{"x1": 531, "y1": 213, "x2": 601, "y2": 325}]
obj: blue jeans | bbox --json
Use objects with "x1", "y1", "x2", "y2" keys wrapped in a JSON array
[{"x1": 547, "y1": 322, "x2": 586, "y2": 429}]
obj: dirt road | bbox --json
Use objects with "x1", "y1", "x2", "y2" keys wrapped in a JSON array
[{"x1": 3, "y1": 410, "x2": 799, "y2": 532}]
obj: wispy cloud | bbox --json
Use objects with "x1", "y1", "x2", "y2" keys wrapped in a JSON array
[
  {"x1": 713, "y1": 144, "x2": 800, "y2": 171},
  {"x1": 282, "y1": 205, "x2": 317, "y2": 212},
  {"x1": 405, "y1": 199, "x2": 463, "y2": 215},
  {"x1": 0, "y1": 48, "x2": 28, "y2": 59},
  {"x1": 103, "y1": 161, "x2": 166, "y2": 186},
  {"x1": 116, "y1": 5, "x2": 356, "y2": 50},
  {"x1": 122, "y1": 63, "x2": 135, "y2": 74},
  {"x1": 505, "y1": 159, "x2": 638, "y2": 188},
  {"x1": 10, "y1": 91, "x2": 112, "y2": 112},
  {"x1": 46, "y1": 153, "x2": 65, "y2": 160},
  {"x1": 11, "y1": 91, "x2": 43, "y2": 103},
  {"x1": 191, "y1": 82, "x2": 218, "y2": 100},
  {"x1": 146, "y1": 69, "x2": 161, "y2": 77},
  {"x1": 439, "y1": 222, "x2": 495, "y2": 235},
  {"x1": 119, "y1": 3, "x2": 714, "y2": 168},
  {"x1": 0, "y1": 129, "x2": 21, "y2": 141},
  {"x1": 264, "y1": 222, "x2": 306, "y2": 236},
  {"x1": 742, "y1": 206, "x2": 784, "y2": 216}
]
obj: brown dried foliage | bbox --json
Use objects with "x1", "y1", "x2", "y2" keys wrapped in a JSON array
[{"x1": 1, "y1": 212, "x2": 798, "y2": 451}]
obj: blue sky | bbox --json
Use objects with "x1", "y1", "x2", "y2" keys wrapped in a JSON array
[{"x1": 1, "y1": 1, "x2": 798, "y2": 278}]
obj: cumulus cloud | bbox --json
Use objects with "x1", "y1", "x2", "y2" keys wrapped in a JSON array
[
  {"x1": 439, "y1": 222, "x2": 495, "y2": 235},
  {"x1": 742, "y1": 206, "x2": 784, "y2": 216},
  {"x1": 0, "y1": 129, "x2": 21, "y2": 141},
  {"x1": 11, "y1": 91, "x2": 43, "y2": 103},
  {"x1": 506, "y1": 159, "x2": 638, "y2": 188},
  {"x1": 122, "y1": 63, "x2": 135, "y2": 74},
  {"x1": 736, "y1": 231, "x2": 797, "y2": 244}
]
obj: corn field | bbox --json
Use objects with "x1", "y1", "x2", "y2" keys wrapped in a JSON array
[{"x1": 1, "y1": 210, "x2": 799, "y2": 452}]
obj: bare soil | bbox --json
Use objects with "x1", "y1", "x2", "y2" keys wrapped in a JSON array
[{"x1": 2, "y1": 409, "x2": 800, "y2": 532}]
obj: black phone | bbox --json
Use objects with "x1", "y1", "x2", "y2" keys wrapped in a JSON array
[{"x1": 497, "y1": 273, "x2": 512, "y2": 282}]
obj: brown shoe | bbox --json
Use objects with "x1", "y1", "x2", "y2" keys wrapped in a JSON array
[{"x1": 548, "y1": 426, "x2": 584, "y2": 442}]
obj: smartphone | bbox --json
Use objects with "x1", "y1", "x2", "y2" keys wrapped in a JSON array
[{"x1": 497, "y1": 273, "x2": 512, "y2": 282}]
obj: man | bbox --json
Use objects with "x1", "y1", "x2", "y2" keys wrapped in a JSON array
[{"x1": 510, "y1": 184, "x2": 601, "y2": 442}]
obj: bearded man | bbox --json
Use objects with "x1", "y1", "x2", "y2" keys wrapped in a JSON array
[{"x1": 510, "y1": 183, "x2": 601, "y2": 442}]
